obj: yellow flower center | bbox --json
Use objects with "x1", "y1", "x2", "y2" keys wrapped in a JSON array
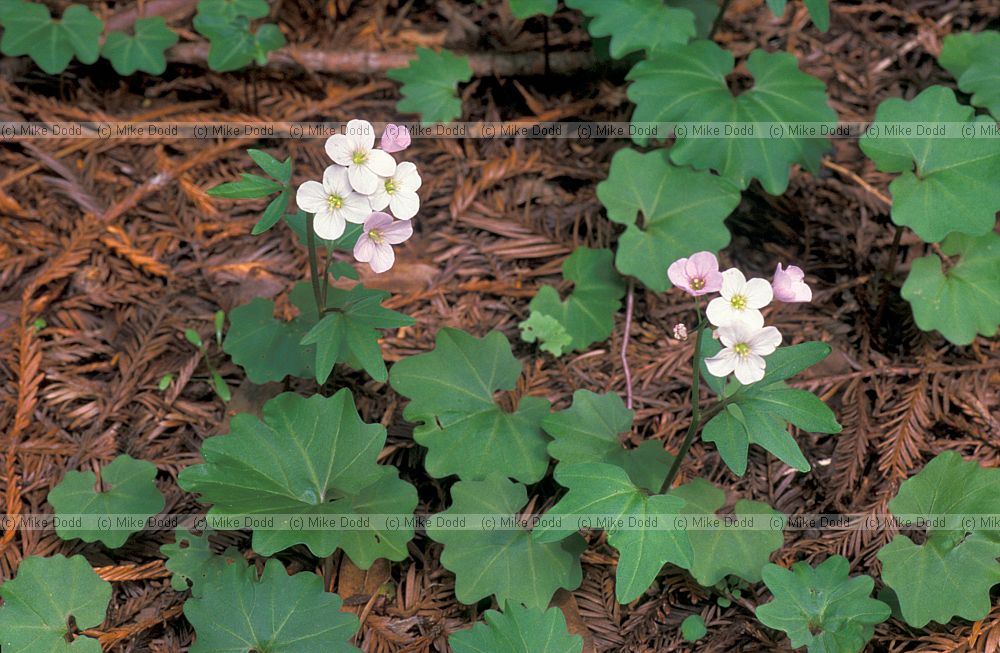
[
  {"x1": 689, "y1": 276, "x2": 705, "y2": 290},
  {"x1": 733, "y1": 342, "x2": 751, "y2": 357},
  {"x1": 368, "y1": 229, "x2": 385, "y2": 244},
  {"x1": 729, "y1": 294, "x2": 747, "y2": 310},
  {"x1": 327, "y1": 194, "x2": 344, "y2": 210},
  {"x1": 352, "y1": 150, "x2": 367, "y2": 165},
  {"x1": 384, "y1": 178, "x2": 397, "y2": 195}
]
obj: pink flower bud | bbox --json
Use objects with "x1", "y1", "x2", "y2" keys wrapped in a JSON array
[
  {"x1": 771, "y1": 263, "x2": 812, "y2": 303},
  {"x1": 380, "y1": 124, "x2": 411, "y2": 153},
  {"x1": 672, "y1": 324, "x2": 689, "y2": 341}
]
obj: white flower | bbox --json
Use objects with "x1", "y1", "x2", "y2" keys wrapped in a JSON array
[
  {"x1": 704, "y1": 322, "x2": 782, "y2": 385},
  {"x1": 324, "y1": 119, "x2": 397, "y2": 195},
  {"x1": 706, "y1": 268, "x2": 773, "y2": 329},
  {"x1": 295, "y1": 165, "x2": 369, "y2": 240},
  {"x1": 368, "y1": 161, "x2": 421, "y2": 220}
]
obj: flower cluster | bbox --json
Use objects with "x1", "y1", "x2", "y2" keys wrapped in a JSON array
[
  {"x1": 295, "y1": 120, "x2": 419, "y2": 273},
  {"x1": 670, "y1": 252, "x2": 811, "y2": 385}
]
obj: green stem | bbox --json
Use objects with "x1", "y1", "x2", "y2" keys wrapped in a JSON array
[
  {"x1": 660, "y1": 302, "x2": 707, "y2": 494},
  {"x1": 305, "y1": 214, "x2": 324, "y2": 315}
]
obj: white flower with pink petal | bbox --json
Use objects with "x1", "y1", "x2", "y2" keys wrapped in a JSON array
[
  {"x1": 325, "y1": 119, "x2": 397, "y2": 195},
  {"x1": 353, "y1": 212, "x2": 413, "y2": 273}
]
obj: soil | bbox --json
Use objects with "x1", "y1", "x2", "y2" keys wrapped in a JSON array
[{"x1": 1, "y1": 0, "x2": 999, "y2": 651}]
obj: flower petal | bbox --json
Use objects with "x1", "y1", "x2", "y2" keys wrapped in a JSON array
[
  {"x1": 313, "y1": 210, "x2": 346, "y2": 240},
  {"x1": 347, "y1": 119, "x2": 375, "y2": 151},
  {"x1": 389, "y1": 190, "x2": 420, "y2": 220},
  {"x1": 341, "y1": 194, "x2": 371, "y2": 224},
  {"x1": 719, "y1": 268, "x2": 746, "y2": 299},
  {"x1": 705, "y1": 349, "x2": 738, "y2": 378},
  {"x1": 324, "y1": 135, "x2": 353, "y2": 166},
  {"x1": 363, "y1": 211, "x2": 394, "y2": 231},
  {"x1": 705, "y1": 297, "x2": 733, "y2": 327},
  {"x1": 381, "y1": 219, "x2": 413, "y2": 244},
  {"x1": 733, "y1": 353, "x2": 766, "y2": 385},
  {"x1": 381, "y1": 124, "x2": 411, "y2": 153},
  {"x1": 295, "y1": 180, "x2": 328, "y2": 213},
  {"x1": 323, "y1": 165, "x2": 352, "y2": 197},
  {"x1": 349, "y1": 165, "x2": 379, "y2": 195},
  {"x1": 748, "y1": 325, "x2": 782, "y2": 355},
  {"x1": 365, "y1": 149, "x2": 397, "y2": 178},
  {"x1": 395, "y1": 161, "x2": 422, "y2": 191},
  {"x1": 369, "y1": 243, "x2": 396, "y2": 273},
  {"x1": 702, "y1": 270, "x2": 724, "y2": 294},
  {"x1": 686, "y1": 251, "x2": 719, "y2": 278},
  {"x1": 667, "y1": 258, "x2": 690, "y2": 290},
  {"x1": 743, "y1": 278, "x2": 774, "y2": 309},
  {"x1": 353, "y1": 233, "x2": 375, "y2": 262}
]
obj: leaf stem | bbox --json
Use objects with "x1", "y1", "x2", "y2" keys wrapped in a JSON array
[
  {"x1": 660, "y1": 302, "x2": 706, "y2": 494},
  {"x1": 305, "y1": 214, "x2": 324, "y2": 315},
  {"x1": 621, "y1": 278, "x2": 636, "y2": 410},
  {"x1": 710, "y1": 0, "x2": 734, "y2": 38}
]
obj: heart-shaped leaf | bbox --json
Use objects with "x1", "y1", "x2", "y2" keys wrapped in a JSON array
[
  {"x1": 427, "y1": 476, "x2": 585, "y2": 608},
  {"x1": 0, "y1": 3, "x2": 103, "y2": 74},
  {"x1": 565, "y1": 0, "x2": 695, "y2": 58},
  {"x1": 859, "y1": 85, "x2": 1000, "y2": 242},
  {"x1": 671, "y1": 478, "x2": 784, "y2": 585},
  {"x1": 939, "y1": 31, "x2": 1000, "y2": 119},
  {"x1": 534, "y1": 463, "x2": 693, "y2": 603},
  {"x1": 756, "y1": 556, "x2": 890, "y2": 653},
  {"x1": 387, "y1": 48, "x2": 473, "y2": 123},
  {"x1": 390, "y1": 328, "x2": 552, "y2": 482},
  {"x1": 185, "y1": 558, "x2": 361, "y2": 653},
  {"x1": 597, "y1": 148, "x2": 740, "y2": 291},
  {"x1": 901, "y1": 231, "x2": 1000, "y2": 345},
  {"x1": 628, "y1": 42, "x2": 836, "y2": 194},
  {"x1": 178, "y1": 390, "x2": 417, "y2": 566},
  {"x1": 524, "y1": 247, "x2": 625, "y2": 353},
  {"x1": 102, "y1": 16, "x2": 179, "y2": 75},
  {"x1": 450, "y1": 603, "x2": 583, "y2": 653},
  {"x1": 543, "y1": 390, "x2": 672, "y2": 493},
  {"x1": 0, "y1": 555, "x2": 111, "y2": 653},
  {"x1": 878, "y1": 451, "x2": 1000, "y2": 627},
  {"x1": 519, "y1": 312, "x2": 573, "y2": 356},
  {"x1": 47, "y1": 454, "x2": 165, "y2": 548},
  {"x1": 160, "y1": 528, "x2": 244, "y2": 596}
]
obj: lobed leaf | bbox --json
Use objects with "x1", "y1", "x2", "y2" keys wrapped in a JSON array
[
  {"x1": 160, "y1": 528, "x2": 244, "y2": 596},
  {"x1": 450, "y1": 603, "x2": 583, "y2": 653},
  {"x1": 386, "y1": 48, "x2": 473, "y2": 123},
  {"x1": 102, "y1": 16, "x2": 179, "y2": 76},
  {"x1": 0, "y1": 3, "x2": 103, "y2": 74},
  {"x1": 939, "y1": 31, "x2": 1000, "y2": 119},
  {"x1": 519, "y1": 312, "x2": 573, "y2": 356},
  {"x1": 565, "y1": 0, "x2": 695, "y2": 59}
]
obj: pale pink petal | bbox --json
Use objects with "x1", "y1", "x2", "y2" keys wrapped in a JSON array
[
  {"x1": 395, "y1": 162, "x2": 422, "y2": 191},
  {"x1": 295, "y1": 180, "x2": 329, "y2": 213},
  {"x1": 743, "y1": 278, "x2": 774, "y2": 309},
  {"x1": 748, "y1": 325, "x2": 782, "y2": 354},
  {"x1": 733, "y1": 353, "x2": 767, "y2": 384},
  {"x1": 313, "y1": 211, "x2": 346, "y2": 240},
  {"x1": 719, "y1": 268, "x2": 746, "y2": 299},
  {"x1": 369, "y1": 243, "x2": 396, "y2": 273},
  {"x1": 365, "y1": 149, "x2": 397, "y2": 178},
  {"x1": 668, "y1": 258, "x2": 690, "y2": 290},
  {"x1": 346, "y1": 119, "x2": 375, "y2": 151},
  {"x1": 322, "y1": 165, "x2": 352, "y2": 197},
  {"x1": 789, "y1": 284, "x2": 812, "y2": 302},
  {"x1": 353, "y1": 233, "x2": 376, "y2": 262},
  {"x1": 389, "y1": 190, "x2": 420, "y2": 220},
  {"x1": 349, "y1": 165, "x2": 379, "y2": 195},
  {"x1": 686, "y1": 251, "x2": 719, "y2": 279},
  {"x1": 701, "y1": 270, "x2": 724, "y2": 294},
  {"x1": 381, "y1": 219, "x2": 413, "y2": 244},
  {"x1": 324, "y1": 134, "x2": 353, "y2": 166},
  {"x1": 772, "y1": 264, "x2": 812, "y2": 302},
  {"x1": 705, "y1": 349, "x2": 738, "y2": 378},
  {"x1": 363, "y1": 211, "x2": 394, "y2": 231},
  {"x1": 341, "y1": 194, "x2": 370, "y2": 224},
  {"x1": 381, "y1": 124, "x2": 411, "y2": 153}
]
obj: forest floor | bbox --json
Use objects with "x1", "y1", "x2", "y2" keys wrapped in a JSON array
[{"x1": 1, "y1": 0, "x2": 1000, "y2": 651}]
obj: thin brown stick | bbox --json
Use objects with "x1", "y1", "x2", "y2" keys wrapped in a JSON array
[{"x1": 822, "y1": 159, "x2": 892, "y2": 206}]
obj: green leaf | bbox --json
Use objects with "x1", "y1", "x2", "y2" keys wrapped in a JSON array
[
  {"x1": 428, "y1": 476, "x2": 585, "y2": 608},
  {"x1": 859, "y1": 86, "x2": 1000, "y2": 242},
  {"x1": 207, "y1": 172, "x2": 285, "y2": 198},
  {"x1": 519, "y1": 312, "x2": 573, "y2": 356},
  {"x1": 701, "y1": 404, "x2": 750, "y2": 476},
  {"x1": 251, "y1": 190, "x2": 289, "y2": 235},
  {"x1": 160, "y1": 528, "x2": 244, "y2": 596},
  {"x1": 386, "y1": 48, "x2": 473, "y2": 123},
  {"x1": 450, "y1": 603, "x2": 584, "y2": 653},
  {"x1": 744, "y1": 387, "x2": 843, "y2": 433},
  {"x1": 194, "y1": 14, "x2": 285, "y2": 72},
  {"x1": 101, "y1": 16, "x2": 179, "y2": 75},
  {"x1": 178, "y1": 390, "x2": 418, "y2": 565},
  {"x1": 766, "y1": 0, "x2": 830, "y2": 32},
  {"x1": 543, "y1": 390, "x2": 672, "y2": 493},
  {"x1": 628, "y1": 42, "x2": 836, "y2": 194},
  {"x1": 597, "y1": 148, "x2": 740, "y2": 291},
  {"x1": 0, "y1": 3, "x2": 103, "y2": 74},
  {"x1": 754, "y1": 341, "x2": 830, "y2": 386},
  {"x1": 196, "y1": 0, "x2": 269, "y2": 20},
  {"x1": 756, "y1": 556, "x2": 890, "y2": 653},
  {"x1": 0, "y1": 555, "x2": 111, "y2": 653},
  {"x1": 185, "y1": 328, "x2": 204, "y2": 348},
  {"x1": 389, "y1": 328, "x2": 552, "y2": 483},
  {"x1": 300, "y1": 284, "x2": 413, "y2": 384},
  {"x1": 680, "y1": 614, "x2": 707, "y2": 642},
  {"x1": 509, "y1": 0, "x2": 557, "y2": 18},
  {"x1": 223, "y1": 282, "x2": 316, "y2": 383},
  {"x1": 526, "y1": 247, "x2": 625, "y2": 352},
  {"x1": 535, "y1": 463, "x2": 693, "y2": 603},
  {"x1": 671, "y1": 478, "x2": 785, "y2": 585},
  {"x1": 878, "y1": 451, "x2": 1000, "y2": 627},
  {"x1": 185, "y1": 558, "x2": 361, "y2": 653},
  {"x1": 248, "y1": 148, "x2": 293, "y2": 184},
  {"x1": 939, "y1": 31, "x2": 1000, "y2": 119},
  {"x1": 666, "y1": 0, "x2": 719, "y2": 39},
  {"x1": 901, "y1": 231, "x2": 1000, "y2": 345},
  {"x1": 211, "y1": 371, "x2": 232, "y2": 401},
  {"x1": 47, "y1": 454, "x2": 165, "y2": 548},
  {"x1": 565, "y1": 0, "x2": 695, "y2": 58}
]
